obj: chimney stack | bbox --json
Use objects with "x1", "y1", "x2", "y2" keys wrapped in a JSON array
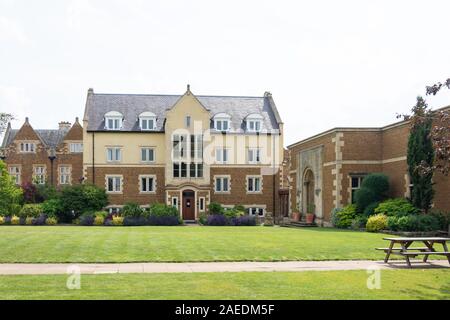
[{"x1": 59, "y1": 121, "x2": 72, "y2": 130}]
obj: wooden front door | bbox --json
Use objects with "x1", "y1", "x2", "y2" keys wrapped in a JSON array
[{"x1": 182, "y1": 190, "x2": 196, "y2": 220}]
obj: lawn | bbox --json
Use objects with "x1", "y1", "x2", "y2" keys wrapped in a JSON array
[
  {"x1": 0, "y1": 270, "x2": 449, "y2": 300},
  {"x1": 0, "y1": 226, "x2": 391, "y2": 263}
]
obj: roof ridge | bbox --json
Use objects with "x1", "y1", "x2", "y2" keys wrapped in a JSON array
[{"x1": 92, "y1": 92, "x2": 265, "y2": 99}]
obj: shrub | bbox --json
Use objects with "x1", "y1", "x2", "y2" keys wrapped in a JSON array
[
  {"x1": 79, "y1": 212, "x2": 95, "y2": 226},
  {"x1": 0, "y1": 161, "x2": 23, "y2": 215},
  {"x1": 417, "y1": 215, "x2": 440, "y2": 232},
  {"x1": 46, "y1": 217, "x2": 57, "y2": 225},
  {"x1": 36, "y1": 184, "x2": 59, "y2": 202},
  {"x1": 21, "y1": 182, "x2": 40, "y2": 204},
  {"x1": 375, "y1": 198, "x2": 419, "y2": 217},
  {"x1": 234, "y1": 205, "x2": 246, "y2": 212},
  {"x1": 94, "y1": 216, "x2": 105, "y2": 226},
  {"x1": 354, "y1": 188, "x2": 376, "y2": 213},
  {"x1": 0, "y1": 216, "x2": 4, "y2": 225},
  {"x1": 95, "y1": 211, "x2": 108, "y2": 218},
  {"x1": 25, "y1": 216, "x2": 34, "y2": 225},
  {"x1": 112, "y1": 216, "x2": 124, "y2": 226},
  {"x1": 224, "y1": 208, "x2": 240, "y2": 219},
  {"x1": 11, "y1": 215, "x2": 20, "y2": 225},
  {"x1": 360, "y1": 173, "x2": 390, "y2": 200},
  {"x1": 206, "y1": 214, "x2": 228, "y2": 226},
  {"x1": 198, "y1": 214, "x2": 207, "y2": 225},
  {"x1": 124, "y1": 216, "x2": 148, "y2": 226},
  {"x1": 208, "y1": 202, "x2": 224, "y2": 215},
  {"x1": 150, "y1": 203, "x2": 178, "y2": 218},
  {"x1": 430, "y1": 210, "x2": 450, "y2": 230},
  {"x1": 41, "y1": 199, "x2": 63, "y2": 219},
  {"x1": 330, "y1": 208, "x2": 342, "y2": 227},
  {"x1": 229, "y1": 215, "x2": 257, "y2": 226},
  {"x1": 366, "y1": 214, "x2": 388, "y2": 232},
  {"x1": 60, "y1": 184, "x2": 108, "y2": 222},
  {"x1": 148, "y1": 216, "x2": 180, "y2": 226},
  {"x1": 351, "y1": 216, "x2": 368, "y2": 230},
  {"x1": 19, "y1": 204, "x2": 42, "y2": 218},
  {"x1": 32, "y1": 215, "x2": 47, "y2": 226},
  {"x1": 122, "y1": 203, "x2": 143, "y2": 218},
  {"x1": 334, "y1": 205, "x2": 357, "y2": 229},
  {"x1": 363, "y1": 202, "x2": 380, "y2": 217}
]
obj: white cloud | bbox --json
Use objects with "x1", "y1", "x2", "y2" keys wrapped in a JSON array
[{"x1": 0, "y1": 16, "x2": 29, "y2": 45}]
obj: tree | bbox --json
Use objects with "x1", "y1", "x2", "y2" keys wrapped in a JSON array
[
  {"x1": 59, "y1": 184, "x2": 108, "y2": 222},
  {"x1": 0, "y1": 160, "x2": 23, "y2": 216},
  {"x1": 0, "y1": 113, "x2": 14, "y2": 136},
  {"x1": 407, "y1": 97, "x2": 434, "y2": 212},
  {"x1": 399, "y1": 78, "x2": 450, "y2": 176}
]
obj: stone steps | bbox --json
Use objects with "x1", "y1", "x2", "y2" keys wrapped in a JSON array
[{"x1": 280, "y1": 221, "x2": 318, "y2": 228}]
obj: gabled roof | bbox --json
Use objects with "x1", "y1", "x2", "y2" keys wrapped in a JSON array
[
  {"x1": 2, "y1": 128, "x2": 70, "y2": 148},
  {"x1": 84, "y1": 90, "x2": 282, "y2": 133}
]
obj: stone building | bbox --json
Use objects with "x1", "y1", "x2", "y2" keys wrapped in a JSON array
[
  {"x1": 288, "y1": 106, "x2": 450, "y2": 226},
  {"x1": 0, "y1": 118, "x2": 84, "y2": 187},
  {"x1": 82, "y1": 87, "x2": 286, "y2": 221}
]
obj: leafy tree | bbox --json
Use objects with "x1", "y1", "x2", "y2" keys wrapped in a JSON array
[
  {"x1": 60, "y1": 184, "x2": 108, "y2": 222},
  {"x1": 0, "y1": 160, "x2": 23, "y2": 216},
  {"x1": 407, "y1": 99, "x2": 435, "y2": 212},
  {"x1": 0, "y1": 113, "x2": 14, "y2": 136},
  {"x1": 399, "y1": 78, "x2": 450, "y2": 176}
]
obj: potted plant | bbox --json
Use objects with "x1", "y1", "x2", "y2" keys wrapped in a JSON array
[
  {"x1": 292, "y1": 206, "x2": 301, "y2": 222},
  {"x1": 306, "y1": 204, "x2": 316, "y2": 224}
]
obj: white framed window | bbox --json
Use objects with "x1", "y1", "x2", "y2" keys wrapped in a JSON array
[
  {"x1": 20, "y1": 142, "x2": 36, "y2": 153},
  {"x1": 139, "y1": 112, "x2": 157, "y2": 131},
  {"x1": 186, "y1": 116, "x2": 191, "y2": 128},
  {"x1": 247, "y1": 176, "x2": 262, "y2": 193},
  {"x1": 213, "y1": 113, "x2": 231, "y2": 131},
  {"x1": 59, "y1": 166, "x2": 71, "y2": 185},
  {"x1": 246, "y1": 114, "x2": 264, "y2": 132},
  {"x1": 172, "y1": 134, "x2": 187, "y2": 159},
  {"x1": 173, "y1": 162, "x2": 188, "y2": 178},
  {"x1": 199, "y1": 197, "x2": 206, "y2": 212},
  {"x1": 140, "y1": 175, "x2": 156, "y2": 193},
  {"x1": 248, "y1": 148, "x2": 261, "y2": 164},
  {"x1": 106, "y1": 176, "x2": 122, "y2": 193},
  {"x1": 190, "y1": 163, "x2": 204, "y2": 178},
  {"x1": 141, "y1": 148, "x2": 155, "y2": 162},
  {"x1": 33, "y1": 166, "x2": 46, "y2": 185},
  {"x1": 190, "y1": 135, "x2": 203, "y2": 160},
  {"x1": 248, "y1": 207, "x2": 265, "y2": 217},
  {"x1": 69, "y1": 143, "x2": 83, "y2": 153},
  {"x1": 350, "y1": 175, "x2": 365, "y2": 203},
  {"x1": 216, "y1": 148, "x2": 229, "y2": 164},
  {"x1": 172, "y1": 197, "x2": 179, "y2": 209},
  {"x1": 215, "y1": 176, "x2": 230, "y2": 193},
  {"x1": 8, "y1": 166, "x2": 21, "y2": 185},
  {"x1": 107, "y1": 147, "x2": 122, "y2": 162},
  {"x1": 105, "y1": 111, "x2": 123, "y2": 130}
]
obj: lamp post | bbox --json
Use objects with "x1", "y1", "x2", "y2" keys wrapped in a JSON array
[{"x1": 48, "y1": 148, "x2": 57, "y2": 186}]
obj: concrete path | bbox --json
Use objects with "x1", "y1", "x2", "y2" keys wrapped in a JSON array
[{"x1": 0, "y1": 260, "x2": 448, "y2": 275}]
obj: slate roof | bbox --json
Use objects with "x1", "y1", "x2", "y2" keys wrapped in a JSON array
[
  {"x1": 84, "y1": 92, "x2": 282, "y2": 133},
  {"x1": 1, "y1": 128, "x2": 70, "y2": 148}
]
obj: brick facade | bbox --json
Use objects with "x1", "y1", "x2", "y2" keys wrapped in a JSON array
[
  {"x1": 288, "y1": 110, "x2": 450, "y2": 225},
  {"x1": 1, "y1": 119, "x2": 83, "y2": 188}
]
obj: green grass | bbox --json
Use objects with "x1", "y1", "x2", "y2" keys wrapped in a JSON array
[
  {"x1": 1, "y1": 270, "x2": 449, "y2": 300},
  {"x1": 0, "y1": 226, "x2": 392, "y2": 263}
]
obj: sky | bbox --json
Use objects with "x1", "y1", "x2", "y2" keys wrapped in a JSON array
[{"x1": 1, "y1": 0, "x2": 449, "y2": 146}]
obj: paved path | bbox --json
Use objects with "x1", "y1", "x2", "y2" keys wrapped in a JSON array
[{"x1": 0, "y1": 260, "x2": 448, "y2": 275}]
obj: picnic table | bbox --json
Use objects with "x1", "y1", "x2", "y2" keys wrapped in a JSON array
[{"x1": 376, "y1": 237, "x2": 450, "y2": 267}]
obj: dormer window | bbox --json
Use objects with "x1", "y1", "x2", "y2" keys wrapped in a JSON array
[
  {"x1": 139, "y1": 112, "x2": 157, "y2": 131},
  {"x1": 105, "y1": 111, "x2": 123, "y2": 130},
  {"x1": 213, "y1": 113, "x2": 231, "y2": 132},
  {"x1": 246, "y1": 114, "x2": 264, "y2": 132}
]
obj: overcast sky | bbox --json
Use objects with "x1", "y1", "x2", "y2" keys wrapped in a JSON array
[{"x1": 1, "y1": 0, "x2": 449, "y2": 146}]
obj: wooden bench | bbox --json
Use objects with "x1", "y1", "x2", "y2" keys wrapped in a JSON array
[{"x1": 378, "y1": 237, "x2": 450, "y2": 267}]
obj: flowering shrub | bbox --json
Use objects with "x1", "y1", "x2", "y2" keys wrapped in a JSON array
[
  {"x1": 94, "y1": 216, "x2": 105, "y2": 226},
  {"x1": 0, "y1": 216, "x2": 5, "y2": 225},
  {"x1": 25, "y1": 216, "x2": 34, "y2": 225},
  {"x1": 112, "y1": 216, "x2": 124, "y2": 226},
  {"x1": 46, "y1": 217, "x2": 58, "y2": 225},
  {"x1": 366, "y1": 214, "x2": 388, "y2": 232},
  {"x1": 11, "y1": 215, "x2": 20, "y2": 225},
  {"x1": 206, "y1": 214, "x2": 228, "y2": 226}
]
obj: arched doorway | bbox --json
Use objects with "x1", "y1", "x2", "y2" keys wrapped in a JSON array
[
  {"x1": 303, "y1": 169, "x2": 315, "y2": 214},
  {"x1": 182, "y1": 190, "x2": 196, "y2": 221}
]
